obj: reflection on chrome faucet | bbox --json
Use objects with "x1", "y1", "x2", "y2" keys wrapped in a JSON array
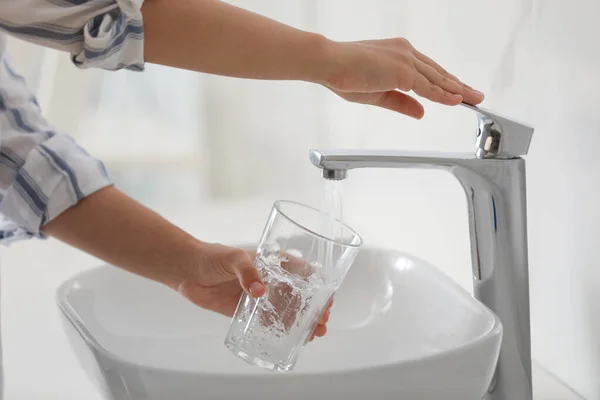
[{"x1": 309, "y1": 103, "x2": 534, "y2": 400}]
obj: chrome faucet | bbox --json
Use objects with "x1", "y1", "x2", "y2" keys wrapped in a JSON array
[{"x1": 309, "y1": 103, "x2": 534, "y2": 400}]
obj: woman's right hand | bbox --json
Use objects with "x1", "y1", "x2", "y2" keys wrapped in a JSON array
[
  {"x1": 142, "y1": 0, "x2": 482, "y2": 119},
  {"x1": 321, "y1": 37, "x2": 485, "y2": 119}
]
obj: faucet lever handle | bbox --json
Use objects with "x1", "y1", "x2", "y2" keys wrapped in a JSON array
[{"x1": 460, "y1": 103, "x2": 534, "y2": 159}]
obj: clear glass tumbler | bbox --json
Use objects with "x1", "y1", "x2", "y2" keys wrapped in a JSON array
[{"x1": 224, "y1": 200, "x2": 362, "y2": 372}]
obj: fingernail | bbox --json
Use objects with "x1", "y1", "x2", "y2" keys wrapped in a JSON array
[
  {"x1": 473, "y1": 90, "x2": 485, "y2": 99},
  {"x1": 249, "y1": 282, "x2": 264, "y2": 296}
]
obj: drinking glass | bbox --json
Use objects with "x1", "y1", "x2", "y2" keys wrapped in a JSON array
[{"x1": 224, "y1": 200, "x2": 362, "y2": 372}]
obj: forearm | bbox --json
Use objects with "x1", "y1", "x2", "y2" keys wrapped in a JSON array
[
  {"x1": 142, "y1": 0, "x2": 333, "y2": 83},
  {"x1": 42, "y1": 186, "x2": 198, "y2": 289}
]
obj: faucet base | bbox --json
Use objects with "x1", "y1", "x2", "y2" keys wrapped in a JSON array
[{"x1": 308, "y1": 148, "x2": 534, "y2": 400}]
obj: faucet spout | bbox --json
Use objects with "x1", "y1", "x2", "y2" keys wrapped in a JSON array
[
  {"x1": 309, "y1": 149, "x2": 482, "y2": 173},
  {"x1": 309, "y1": 148, "x2": 533, "y2": 400}
]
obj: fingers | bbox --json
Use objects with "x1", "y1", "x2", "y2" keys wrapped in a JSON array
[
  {"x1": 244, "y1": 250, "x2": 257, "y2": 261},
  {"x1": 375, "y1": 90, "x2": 425, "y2": 119},
  {"x1": 413, "y1": 74, "x2": 463, "y2": 106},
  {"x1": 415, "y1": 59, "x2": 464, "y2": 95},
  {"x1": 320, "y1": 297, "x2": 333, "y2": 324},
  {"x1": 414, "y1": 51, "x2": 484, "y2": 105},
  {"x1": 310, "y1": 299, "x2": 333, "y2": 341},
  {"x1": 281, "y1": 251, "x2": 313, "y2": 278},
  {"x1": 309, "y1": 325, "x2": 328, "y2": 342},
  {"x1": 315, "y1": 324, "x2": 328, "y2": 338},
  {"x1": 229, "y1": 251, "x2": 266, "y2": 298}
]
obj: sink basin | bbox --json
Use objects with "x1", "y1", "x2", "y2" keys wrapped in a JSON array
[{"x1": 56, "y1": 247, "x2": 502, "y2": 400}]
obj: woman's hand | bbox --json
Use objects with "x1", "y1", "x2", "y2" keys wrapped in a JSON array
[
  {"x1": 142, "y1": 1, "x2": 483, "y2": 119},
  {"x1": 176, "y1": 243, "x2": 332, "y2": 341},
  {"x1": 43, "y1": 187, "x2": 332, "y2": 342},
  {"x1": 322, "y1": 38, "x2": 485, "y2": 119}
]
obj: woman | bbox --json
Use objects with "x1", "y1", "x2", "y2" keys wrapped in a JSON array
[{"x1": 0, "y1": 0, "x2": 484, "y2": 394}]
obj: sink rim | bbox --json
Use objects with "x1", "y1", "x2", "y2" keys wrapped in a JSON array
[{"x1": 56, "y1": 246, "x2": 503, "y2": 379}]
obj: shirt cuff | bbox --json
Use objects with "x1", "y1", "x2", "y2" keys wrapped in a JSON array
[
  {"x1": 0, "y1": 134, "x2": 113, "y2": 245},
  {"x1": 72, "y1": 0, "x2": 145, "y2": 71}
]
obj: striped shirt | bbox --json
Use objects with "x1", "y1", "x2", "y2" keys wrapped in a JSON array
[{"x1": 0, "y1": 0, "x2": 145, "y2": 244}]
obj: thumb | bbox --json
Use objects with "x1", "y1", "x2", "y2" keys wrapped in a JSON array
[{"x1": 230, "y1": 251, "x2": 266, "y2": 298}]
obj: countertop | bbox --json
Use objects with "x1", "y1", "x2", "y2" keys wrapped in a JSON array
[{"x1": 0, "y1": 195, "x2": 582, "y2": 399}]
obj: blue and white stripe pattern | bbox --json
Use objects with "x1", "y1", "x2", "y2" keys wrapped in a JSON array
[
  {"x1": 0, "y1": 0, "x2": 145, "y2": 70},
  {"x1": 0, "y1": 0, "x2": 146, "y2": 243}
]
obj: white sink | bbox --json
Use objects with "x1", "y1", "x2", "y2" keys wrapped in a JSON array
[{"x1": 56, "y1": 247, "x2": 502, "y2": 400}]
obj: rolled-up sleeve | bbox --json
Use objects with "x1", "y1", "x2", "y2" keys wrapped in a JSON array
[
  {"x1": 0, "y1": 57, "x2": 112, "y2": 243},
  {"x1": 0, "y1": 0, "x2": 145, "y2": 71}
]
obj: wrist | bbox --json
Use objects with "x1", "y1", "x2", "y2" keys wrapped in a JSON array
[
  {"x1": 163, "y1": 236, "x2": 205, "y2": 291},
  {"x1": 297, "y1": 33, "x2": 339, "y2": 86}
]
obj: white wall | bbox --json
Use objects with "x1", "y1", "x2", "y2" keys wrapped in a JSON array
[
  {"x1": 210, "y1": 1, "x2": 599, "y2": 397},
  {"x1": 4, "y1": 0, "x2": 598, "y2": 397},
  {"x1": 418, "y1": 1, "x2": 600, "y2": 397},
  {"x1": 522, "y1": 2, "x2": 600, "y2": 398}
]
